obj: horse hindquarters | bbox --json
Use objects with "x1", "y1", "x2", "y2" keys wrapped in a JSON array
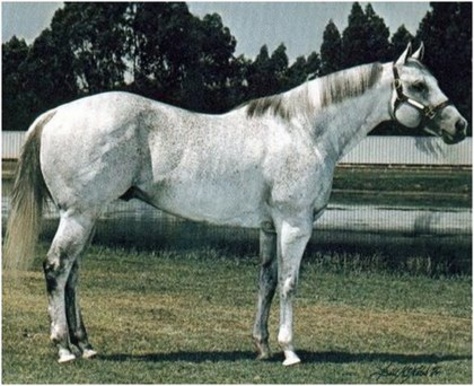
[{"x1": 38, "y1": 99, "x2": 149, "y2": 362}]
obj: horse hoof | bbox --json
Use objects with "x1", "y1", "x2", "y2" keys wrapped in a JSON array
[
  {"x1": 58, "y1": 350, "x2": 76, "y2": 364},
  {"x1": 256, "y1": 352, "x2": 271, "y2": 361},
  {"x1": 282, "y1": 351, "x2": 301, "y2": 367},
  {"x1": 82, "y1": 349, "x2": 98, "y2": 359}
]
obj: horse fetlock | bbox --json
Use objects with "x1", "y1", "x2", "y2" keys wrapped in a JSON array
[
  {"x1": 253, "y1": 336, "x2": 271, "y2": 360},
  {"x1": 50, "y1": 325, "x2": 68, "y2": 345},
  {"x1": 278, "y1": 326, "x2": 294, "y2": 351}
]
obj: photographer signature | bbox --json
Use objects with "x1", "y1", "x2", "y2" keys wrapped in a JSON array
[{"x1": 371, "y1": 363, "x2": 441, "y2": 382}]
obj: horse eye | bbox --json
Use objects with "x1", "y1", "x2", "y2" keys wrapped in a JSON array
[{"x1": 411, "y1": 81, "x2": 427, "y2": 93}]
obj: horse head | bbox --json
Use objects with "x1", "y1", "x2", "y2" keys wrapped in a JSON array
[{"x1": 391, "y1": 42, "x2": 467, "y2": 144}]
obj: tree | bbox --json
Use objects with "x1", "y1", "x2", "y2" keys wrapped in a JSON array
[
  {"x1": 341, "y1": 3, "x2": 390, "y2": 68},
  {"x1": 187, "y1": 13, "x2": 239, "y2": 112},
  {"x1": 286, "y1": 52, "x2": 321, "y2": 88},
  {"x1": 416, "y1": 2, "x2": 472, "y2": 132},
  {"x1": 50, "y1": 3, "x2": 128, "y2": 94},
  {"x1": 364, "y1": 3, "x2": 391, "y2": 63},
  {"x1": 341, "y1": 2, "x2": 368, "y2": 68},
  {"x1": 270, "y1": 43, "x2": 290, "y2": 90},
  {"x1": 391, "y1": 25, "x2": 414, "y2": 58},
  {"x1": 2, "y1": 29, "x2": 79, "y2": 132},
  {"x1": 320, "y1": 19, "x2": 342, "y2": 76},
  {"x1": 246, "y1": 45, "x2": 277, "y2": 99},
  {"x1": 24, "y1": 29, "x2": 78, "y2": 107},
  {"x1": 285, "y1": 56, "x2": 307, "y2": 89},
  {"x1": 2, "y1": 37, "x2": 30, "y2": 131},
  {"x1": 125, "y1": 4, "x2": 239, "y2": 112},
  {"x1": 126, "y1": 2, "x2": 195, "y2": 102},
  {"x1": 305, "y1": 52, "x2": 321, "y2": 79}
]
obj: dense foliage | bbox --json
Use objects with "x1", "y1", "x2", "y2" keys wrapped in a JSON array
[{"x1": 2, "y1": 2, "x2": 471, "y2": 135}]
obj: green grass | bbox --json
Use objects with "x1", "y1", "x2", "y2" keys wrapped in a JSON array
[{"x1": 3, "y1": 244, "x2": 471, "y2": 384}]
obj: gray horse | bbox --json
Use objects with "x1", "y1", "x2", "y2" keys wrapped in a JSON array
[{"x1": 4, "y1": 43, "x2": 467, "y2": 365}]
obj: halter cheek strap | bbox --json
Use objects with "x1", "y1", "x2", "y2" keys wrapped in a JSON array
[{"x1": 391, "y1": 65, "x2": 452, "y2": 129}]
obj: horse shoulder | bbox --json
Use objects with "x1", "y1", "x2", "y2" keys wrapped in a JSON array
[{"x1": 262, "y1": 125, "x2": 327, "y2": 213}]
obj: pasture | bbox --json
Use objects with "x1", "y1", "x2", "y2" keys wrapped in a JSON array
[{"x1": 2, "y1": 244, "x2": 471, "y2": 384}]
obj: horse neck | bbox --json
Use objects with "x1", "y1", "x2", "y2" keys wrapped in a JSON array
[{"x1": 307, "y1": 62, "x2": 393, "y2": 162}]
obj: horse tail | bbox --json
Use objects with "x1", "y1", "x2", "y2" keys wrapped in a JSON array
[{"x1": 3, "y1": 111, "x2": 55, "y2": 271}]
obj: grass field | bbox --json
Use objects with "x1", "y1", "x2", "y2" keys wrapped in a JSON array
[{"x1": 2, "y1": 244, "x2": 471, "y2": 384}]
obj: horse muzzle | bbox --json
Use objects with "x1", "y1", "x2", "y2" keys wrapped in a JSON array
[
  {"x1": 424, "y1": 106, "x2": 468, "y2": 145},
  {"x1": 441, "y1": 117, "x2": 468, "y2": 144}
]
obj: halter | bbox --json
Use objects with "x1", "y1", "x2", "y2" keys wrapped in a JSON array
[{"x1": 391, "y1": 64, "x2": 452, "y2": 129}]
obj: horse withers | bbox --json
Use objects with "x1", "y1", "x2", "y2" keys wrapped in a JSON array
[{"x1": 4, "y1": 43, "x2": 467, "y2": 365}]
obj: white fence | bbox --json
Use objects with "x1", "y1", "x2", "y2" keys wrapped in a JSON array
[
  {"x1": 340, "y1": 136, "x2": 472, "y2": 166},
  {"x1": 2, "y1": 131, "x2": 471, "y2": 166},
  {"x1": 2, "y1": 131, "x2": 27, "y2": 159}
]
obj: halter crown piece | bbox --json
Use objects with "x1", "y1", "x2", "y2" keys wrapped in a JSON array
[{"x1": 391, "y1": 64, "x2": 452, "y2": 130}]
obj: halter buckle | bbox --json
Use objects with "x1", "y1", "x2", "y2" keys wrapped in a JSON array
[
  {"x1": 393, "y1": 78, "x2": 402, "y2": 90},
  {"x1": 425, "y1": 106, "x2": 436, "y2": 120}
]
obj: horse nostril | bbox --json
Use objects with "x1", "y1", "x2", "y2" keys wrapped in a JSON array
[{"x1": 455, "y1": 118, "x2": 467, "y2": 134}]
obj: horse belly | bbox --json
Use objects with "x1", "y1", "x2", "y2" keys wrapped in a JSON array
[{"x1": 147, "y1": 169, "x2": 268, "y2": 228}]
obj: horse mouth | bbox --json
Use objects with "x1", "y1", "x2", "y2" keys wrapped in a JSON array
[
  {"x1": 441, "y1": 130, "x2": 465, "y2": 145},
  {"x1": 424, "y1": 126, "x2": 465, "y2": 145}
]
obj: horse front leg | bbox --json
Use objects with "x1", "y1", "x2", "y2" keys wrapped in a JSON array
[
  {"x1": 253, "y1": 225, "x2": 278, "y2": 360},
  {"x1": 65, "y1": 260, "x2": 97, "y2": 359},
  {"x1": 277, "y1": 218, "x2": 312, "y2": 366}
]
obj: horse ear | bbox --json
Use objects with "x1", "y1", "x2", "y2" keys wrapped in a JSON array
[
  {"x1": 395, "y1": 42, "x2": 412, "y2": 65},
  {"x1": 411, "y1": 42, "x2": 425, "y2": 61}
]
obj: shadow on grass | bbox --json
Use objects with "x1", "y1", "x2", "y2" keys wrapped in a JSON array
[{"x1": 100, "y1": 350, "x2": 470, "y2": 365}]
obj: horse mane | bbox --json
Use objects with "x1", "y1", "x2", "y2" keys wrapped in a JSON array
[
  {"x1": 245, "y1": 94, "x2": 291, "y2": 120},
  {"x1": 245, "y1": 62, "x2": 384, "y2": 121},
  {"x1": 319, "y1": 62, "x2": 383, "y2": 107}
]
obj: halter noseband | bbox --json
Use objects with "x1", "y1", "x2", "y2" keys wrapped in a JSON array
[{"x1": 391, "y1": 64, "x2": 452, "y2": 129}]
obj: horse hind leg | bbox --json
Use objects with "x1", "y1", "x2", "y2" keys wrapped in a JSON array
[
  {"x1": 43, "y1": 211, "x2": 95, "y2": 363},
  {"x1": 65, "y1": 259, "x2": 97, "y2": 359}
]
